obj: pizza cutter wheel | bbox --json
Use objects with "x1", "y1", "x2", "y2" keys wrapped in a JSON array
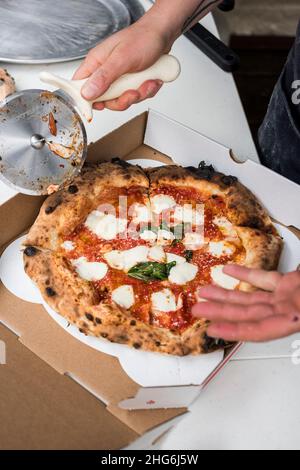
[{"x1": 0, "y1": 55, "x2": 181, "y2": 196}]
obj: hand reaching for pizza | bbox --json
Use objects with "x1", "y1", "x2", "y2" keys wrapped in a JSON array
[
  {"x1": 73, "y1": 18, "x2": 172, "y2": 111},
  {"x1": 193, "y1": 265, "x2": 300, "y2": 342}
]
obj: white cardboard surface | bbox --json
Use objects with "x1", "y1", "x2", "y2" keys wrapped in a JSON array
[
  {"x1": 119, "y1": 386, "x2": 202, "y2": 411},
  {"x1": 42, "y1": 299, "x2": 224, "y2": 389},
  {"x1": 145, "y1": 110, "x2": 300, "y2": 228},
  {"x1": 0, "y1": 235, "x2": 41, "y2": 304}
]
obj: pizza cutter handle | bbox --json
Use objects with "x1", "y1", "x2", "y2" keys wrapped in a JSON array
[{"x1": 40, "y1": 55, "x2": 181, "y2": 123}]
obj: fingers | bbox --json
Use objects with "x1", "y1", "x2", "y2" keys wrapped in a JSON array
[
  {"x1": 193, "y1": 300, "x2": 275, "y2": 323},
  {"x1": 96, "y1": 80, "x2": 163, "y2": 112},
  {"x1": 92, "y1": 102, "x2": 105, "y2": 111},
  {"x1": 197, "y1": 285, "x2": 274, "y2": 305},
  {"x1": 81, "y1": 48, "x2": 135, "y2": 101},
  {"x1": 102, "y1": 90, "x2": 141, "y2": 112},
  {"x1": 224, "y1": 265, "x2": 282, "y2": 292},
  {"x1": 73, "y1": 53, "x2": 102, "y2": 81},
  {"x1": 73, "y1": 39, "x2": 116, "y2": 80},
  {"x1": 207, "y1": 313, "x2": 300, "y2": 342}
]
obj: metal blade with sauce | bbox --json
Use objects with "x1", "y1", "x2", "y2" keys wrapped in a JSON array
[{"x1": 0, "y1": 89, "x2": 87, "y2": 196}]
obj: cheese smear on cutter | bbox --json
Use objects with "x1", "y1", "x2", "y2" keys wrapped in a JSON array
[
  {"x1": 151, "y1": 195, "x2": 176, "y2": 214},
  {"x1": 104, "y1": 246, "x2": 149, "y2": 272},
  {"x1": 168, "y1": 262, "x2": 198, "y2": 285},
  {"x1": 85, "y1": 210, "x2": 127, "y2": 240},
  {"x1": 151, "y1": 289, "x2": 181, "y2": 313},
  {"x1": 72, "y1": 257, "x2": 108, "y2": 281},
  {"x1": 211, "y1": 265, "x2": 240, "y2": 290},
  {"x1": 112, "y1": 285, "x2": 135, "y2": 309}
]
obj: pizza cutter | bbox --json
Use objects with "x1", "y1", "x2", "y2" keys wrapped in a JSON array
[{"x1": 0, "y1": 55, "x2": 181, "y2": 196}]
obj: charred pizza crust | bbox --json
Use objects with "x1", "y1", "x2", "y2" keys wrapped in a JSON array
[
  {"x1": 24, "y1": 160, "x2": 283, "y2": 356},
  {"x1": 26, "y1": 161, "x2": 149, "y2": 251}
]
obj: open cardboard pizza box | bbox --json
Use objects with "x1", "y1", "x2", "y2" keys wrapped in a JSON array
[{"x1": 0, "y1": 110, "x2": 300, "y2": 449}]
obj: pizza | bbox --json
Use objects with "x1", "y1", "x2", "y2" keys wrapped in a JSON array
[{"x1": 23, "y1": 160, "x2": 283, "y2": 356}]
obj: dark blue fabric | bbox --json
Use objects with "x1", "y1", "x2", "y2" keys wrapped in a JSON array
[{"x1": 258, "y1": 22, "x2": 300, "y2": 185}]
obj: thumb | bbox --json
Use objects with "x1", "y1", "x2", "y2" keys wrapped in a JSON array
[{"x1": 81, "y1": 50, "x2": 132, "y2": 101}]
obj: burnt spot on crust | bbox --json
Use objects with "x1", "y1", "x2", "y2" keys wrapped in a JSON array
[
  {"x1": 202, "y1": 333, "x2": 231, "y2": 353},
  {"x1": 85, "y1": 313, "x2": 94, "y2": 322},
  {"x1": 185, "y1": 161, "x2": 216, "y2": 181},
  {"x1": 181, "y1": 345, "x2": 192, "y2": 356},
  {"x1": 45, "y1": 287, "x2": 56, "y2": 297},
  {"x1": 221, "y1": 175, "x2": 238, "y2": 186},
  {"x1": 118, "y1": 335, "x2": 128, "y2": 343},
  {"x1": 133, "y1": 342, "x2": 141, "y2": 349},
  {"x1": 130, "y1": 319, "x2": 137, "y2": 326},
  {"x1": 111, "y1": 157, "x2": 131, "y2": 169},
  {"x1": 95, "y1": 317, "x2": 102, "y2": 325},
  {"x1": 101, "y1": 333, "x2": 108, "y2": 339},
  {"x1": 24, "y1": 246, "x2": 38, "y2": 257},
  {"x1": 45, "y1": 196, "x2": 62, "y2": 215},
  {"x1": 68, "y1": 185, "x2": 79, "y2": 194}
]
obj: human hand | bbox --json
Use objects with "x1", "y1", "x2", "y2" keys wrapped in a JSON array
[
  {"x1": 73, "y1": 18, "x2": 174, "y2": 111},
  {"x1": 193, "y1": 266, "x2": 300, "y2": 342}
]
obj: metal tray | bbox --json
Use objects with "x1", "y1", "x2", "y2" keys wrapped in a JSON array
[{"x1": 0, "y1": 0, "x2": 144, "y2": 64}]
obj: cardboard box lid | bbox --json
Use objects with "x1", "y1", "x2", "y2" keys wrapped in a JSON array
[
  {"x1": 0, "y1": 324, "x2": 138, "y2": 450},
  {"x1": 0, "y1": 284, "x2": 185, "y2": 426}
]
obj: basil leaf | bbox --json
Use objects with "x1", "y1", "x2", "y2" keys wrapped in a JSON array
[
  {"x1": 166, "y1": 261, "x2": 177, "y2": 276},
  {"x1": 128, "y1": 261, "x2": 176, "y2": 282}
]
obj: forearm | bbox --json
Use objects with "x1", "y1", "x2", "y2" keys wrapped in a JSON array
[{"x1": 139, "y1": 0, "x2": 222, "y2": 42}]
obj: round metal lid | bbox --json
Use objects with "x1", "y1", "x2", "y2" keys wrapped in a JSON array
[
  {"x1": 0, "y1": 0, "x2": 144, "y2": 64},
  {"x1": 0, "y1": 90, "x2": 87, "y2": 195}
]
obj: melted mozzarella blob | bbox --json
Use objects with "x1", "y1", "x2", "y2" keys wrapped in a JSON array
[
  {"x1": 131, "y1": 203, "x2": 151, "y2": 224},
  {"x1": 151, "y1": 289, "x2": 180, "y2": 313},
  {"x1": 213, "y1": 216, "x2": 237, "y2": 238},
  {"x1": 173, "y1": 205, "x2": 204, "y2": 225},
  {"x1": 183, "y1": 232, "x2": 205, "y2": 250},
  {"x1": 112, "y1": 285, "x2": 135, "y2": 309},
  {"x1": 166, "y1": 252, "x2": 186, "y2": 265},
  {"x1": 148, "y1": 245, "x2": 166, "y2": 263},
  {"x1": 151, "y1": 194, "x2": 176, "y2": 214},
  {"x1": 208, "y1": 241, "x2": 235, "y2": 258},
  {"x1": 85, "y1": 211, "x2": 127, "y2": 241},
  {"x1": 104, "y1": 246, "x2": 149, "y2": 272},
  {"x1": 211, "y1": 265, "x2": 240, "y2": 290},
  {"x1": 168, "y1": 262, "x2": 198, "y2": 285},
  {"x1": 72, "y1": 257, "x2": 108, "y2": 281},
  {"x1": 140, "y1": 230, "x2": 157, "y2": 243},
  {"x1": 157, "y1": 229, "x2": 175, "y2": 246}
]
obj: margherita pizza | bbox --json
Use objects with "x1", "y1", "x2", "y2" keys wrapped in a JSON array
[{"x1": 24, "y1": 160, "x2": 283, "y2": 356}]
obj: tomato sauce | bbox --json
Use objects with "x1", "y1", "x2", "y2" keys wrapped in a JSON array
[{"x1": 61, "y1": 186, "x2": 245, "y2": 333}]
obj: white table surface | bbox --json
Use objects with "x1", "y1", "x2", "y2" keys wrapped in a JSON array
[
  {"x1": 0, "y1": 11, "x2": 258, "y2": 205},
  {"x1": 0, "y1": 3, "x2": 299, "y2": 450}
]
